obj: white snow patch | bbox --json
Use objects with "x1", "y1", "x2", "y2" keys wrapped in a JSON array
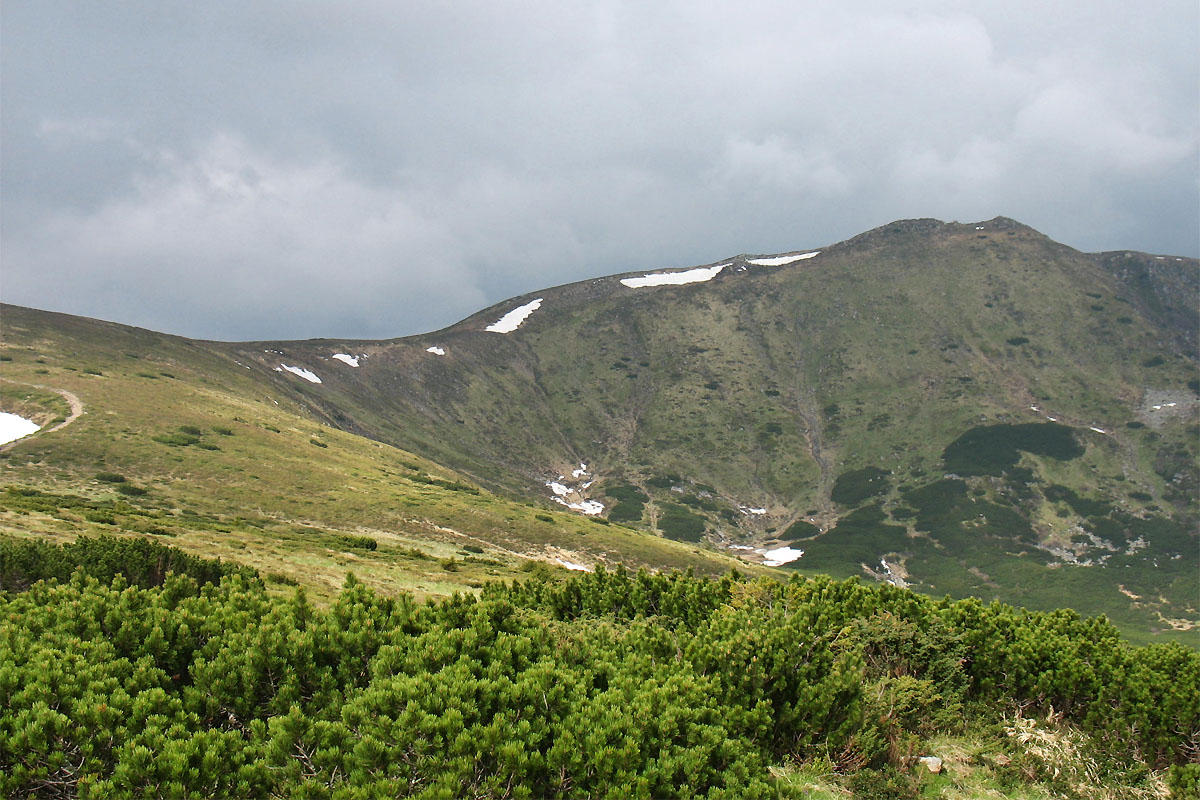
[
  {"x1": 0, "y1": 413, "x2": 41, "y2": 446},
  {"x1": 1165, "y1": 402, "x2": 1177, "y2": 407},
  {"x1": 556, "y1": 558, "x2": 592, "y2": 572},
  {"x1": 728, "y1": 544, "x2": 755, "y2": 551},
  {"x1": 426, "y1": 346, "x2": 446, "y2": 356},
  {"x1": 1151, "y1": 405, "x2": 1162, "y2": 411},
  {"x1": 331, "y1": 353, "x2": 359, "y2": 367},
  {"x1": 761, "y1": 546, "x2": 804, "y2": 566},
  {"x1": 278, "y1": 364, "x2": 322, "y2": 383},
  {"x1": 554, "y1": 497, "x2": 605, "y2": 515},
  {"x1": 1046, "y1": 416, "x2": 1058, "y2": 422},
  {"x1": 739, "y1": 506, "x2": 768, "y2": 515},
  {"x1": 1089, "y1": 426, "x2": 1107, "y2": 434},
  {"x1": 547, "y1": 481, "x2": 572, "y2": 497},
  {"x1": 572, "y1": 463, "x2": 588, "y2": 478},
  {"x1": 580, "y1": 480, "x2": 594, "y2": 489},
  {"x1": 620, "y1": 264, "x2": 727, "y2": 288},
  {"x1": 486, "y1": 298, "x2": 542, "y2": 333},
  {"x1": 1030, "y1": 405, "x2": 1040, "y2": 412},
  {"x1": 746, "y1": 251, "x2": 820, "y2": 266}
]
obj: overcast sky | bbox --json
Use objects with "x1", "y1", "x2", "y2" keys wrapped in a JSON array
[{"x1": 3, "y1": 1, "x2": 1197, "y2": 341}]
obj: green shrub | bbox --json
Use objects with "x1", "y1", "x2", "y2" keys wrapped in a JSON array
[
  {"x1": 658, "y1": 503, "x2": 706, "y2": 542},
  {"x1": 310, "y1": 439, "x2": 328, "y2": 448},
  {"x1": 942, "y1": 423, "x2": 1083, "y2": 476},
  {"x1": 115, "y1": 484, "x2": 148, "y2": 497},
  {"x1": 212, "y1": 426, "x2": 234, "y2": 436},
  {"x1": 178, "y1": 425, "x2": 203, "y2": 436},
  {"x1": 607, "y1": 484, "x2": 649, "y2": 523},
  {"x1": 95, "y1": 472, "x2": 126, "y2": 483},
  {"x1": 831, "y1": 467, "x2": 891, "y2": 507},
  {"x1": 534, "y1": 514, "x2": 554, "y2": 523},
  {"x1": 1006, "y1": 336, "x2": 1030, "y2": 346},
  {"x1": 153, "y1": 432, "x2": 201, "y2": 447},
  {"x1": 781, "y1": 519, "x2": 820, "y2": 540},
  {"x1": 333, "y1": 534, "x2": 377, "y2": 551}
]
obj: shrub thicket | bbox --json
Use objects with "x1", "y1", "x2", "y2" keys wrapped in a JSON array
[{"x1": 1, "y1": 543, "x2": 1195, "y2": 799}]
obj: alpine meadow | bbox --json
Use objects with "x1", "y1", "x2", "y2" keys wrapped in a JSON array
[{"x1": 1, "y1": 217, "x2": 1197, "y2": 798}]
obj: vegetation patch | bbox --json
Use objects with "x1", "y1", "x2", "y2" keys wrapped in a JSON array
[
  {"x1": 780, "y1": 519, "x2": 820, "y2": 541},
  {"x1": 606, "y1": 484, "x2": 648, "y2": 523},
  {"x1": 791, "y1": 504, "x2": 909, "y2": 577},
  {"x1": 942, "y1": 423, "x2": 1083, "y2": 476},
  {"x1": 831, "y1": 466, "x2": 891, "y2": 507},
  {"x1": 1043, "y1": 485, "x2": 1112, "y2": 518},
  {"x1": 0, "y1": 569, "x2": 1193, "y2": 798},
  {"x1": 658, "y1": 502, "x2": 707, "y2": 542}
]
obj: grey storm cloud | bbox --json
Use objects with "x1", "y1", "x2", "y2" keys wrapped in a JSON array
[{"x1": 2, "y1": 1, "x2": 1197, "y2": 340}]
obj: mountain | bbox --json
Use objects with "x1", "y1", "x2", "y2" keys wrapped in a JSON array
[{"x1": 2, "y1": 217, "x2": 1196, "y2": 642}]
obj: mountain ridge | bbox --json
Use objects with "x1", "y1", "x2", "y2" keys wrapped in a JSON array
[{"x1": 2, "y1": 216, "x2": 1196, "y2": 642}]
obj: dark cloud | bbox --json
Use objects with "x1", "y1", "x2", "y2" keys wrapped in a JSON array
[{"x1": 3, "y1": 1, "x2": 1196, "y2": 340}]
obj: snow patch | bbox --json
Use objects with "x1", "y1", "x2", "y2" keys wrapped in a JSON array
[
  {"x1": 426, "y1": 346, "x2": 446, "y2": 356},
  {"x1": 728, "y1": 544, "x2": 755, "y2": 551},
  {"x1": 547, "y1": 481, "x2": 571, "y2": 497},
  {"x1": 331, "y1": 354, "x2": 359, "y2": 367},
  {"x1": 486, "y1": 298, "x2": 542, "y2": 333},
  {"x1": 554, "y1": 497, "x2": 605, "y2": 515},
  {"x1": 556, "y1": 558, "x2": 592, "y2": 572},
  {"x1": 1089, "y1": 426, "x2": 1107, "y2": 434},
  {"x1": 739, "y1": 506, "x2": 767, "y2": 515},
  {"x1": 0, "y1": 413, "x2": 40, "y2": 446},
  {"x1": 760, "y1": 546, "x2": 804, "y2": 566},
  {"x1": 620, "y1": 264, "x2": 727, "y2": 288},
  {"x1": 572, "y1": 463, "x2": 588, "y2": 478},
  {"x1": 746, "y1": 251, "x2": 820, "y2": 266},
  {"x1": 278, "y1": 364, "x2": 322, "y2": 383}
]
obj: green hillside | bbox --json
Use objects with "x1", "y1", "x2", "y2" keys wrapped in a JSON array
[
  {"x1": 0, "y1": 308, "x2": 754, "y2": 604},
  {"x1": 2, "y1": 217, "x2": 1196, "y2": 642}
]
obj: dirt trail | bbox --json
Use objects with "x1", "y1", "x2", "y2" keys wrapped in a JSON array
[{"x1": 0, "y1": 378, "x2": 84, "y2": 451}]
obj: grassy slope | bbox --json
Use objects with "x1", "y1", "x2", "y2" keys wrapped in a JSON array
[{"x1": 0, "y1": 306, "x2": 759, "y2": 603}]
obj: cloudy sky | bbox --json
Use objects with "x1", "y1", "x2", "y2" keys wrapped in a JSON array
[{"x1": 3, "y1": 1, "x2": 1197, "y2": 341}]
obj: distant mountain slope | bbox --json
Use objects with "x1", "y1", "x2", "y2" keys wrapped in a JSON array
[
  {"x1": 0, "y1": 306, "x2": 755, "y2": 602},
  {"x1": 2, "y1": 217, "x2": 1196, "y2": 641}
]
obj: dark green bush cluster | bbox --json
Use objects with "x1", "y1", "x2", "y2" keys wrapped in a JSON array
[
  {"x1": 0, "y1": 534, "x2": 252, "y2": 593},
  {"x1": 331, "y1": 533, "x2": 377, "y2": 552},
  {"x1": 153, "y1": 425, "x2": 220, "y2": 450},
  {"x1": 942, "y1": 422, "x2": 1083, "y2": 476},
  {"x1": 658, "y1": 502, "x2": 707, "y2": 541},
  {"x1": 831, "y1": 466, "x2": 891, "y2": 507},
  {"x1": 606, "y1": 484, "x2": 649, "y2": 523},
  {"x1": 1, "y1": 559, "x2": 1195, "y2": 799}
]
